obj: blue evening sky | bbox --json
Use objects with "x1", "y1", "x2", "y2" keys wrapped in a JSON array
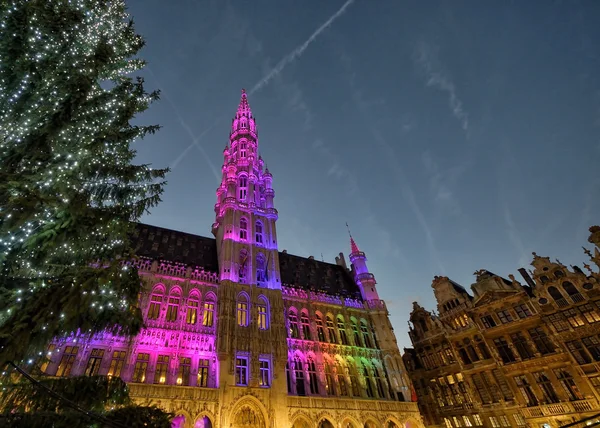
[{"x1": 128, "y1": 0, "x2": 600, "y2": 350}]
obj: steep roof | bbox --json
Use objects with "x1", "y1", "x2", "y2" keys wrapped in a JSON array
[{"x1": 131, "y1": 223, "x2": 361, "y2": 299}]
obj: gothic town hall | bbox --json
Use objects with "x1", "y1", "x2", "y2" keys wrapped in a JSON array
[{"x1": 40, "y1": 91, "x2": 423, "y2": 428}]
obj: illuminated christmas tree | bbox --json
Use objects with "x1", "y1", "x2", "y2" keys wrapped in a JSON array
[{"x1": 0, "y1": 0, "x2": 170, "y2": 425}]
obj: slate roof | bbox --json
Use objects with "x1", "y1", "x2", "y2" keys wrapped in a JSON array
[{"x1": 131, "y1": 223, "x2": 361, "y2": 299}]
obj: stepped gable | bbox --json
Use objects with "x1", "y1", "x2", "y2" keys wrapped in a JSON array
[{"x1": 132, "y1": 223, "x2": 361, "y2": 298}]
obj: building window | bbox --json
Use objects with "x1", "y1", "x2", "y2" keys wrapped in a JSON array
[
  {"x1": 239, "y1": 218, "x2": 247, "y2": 240},
  {"x1": 589, "y1": 375, "x2": 600, "y2": 395},
  {"x1": 198, "y1": 358, "x2": 209, "y2": 387},
  {"x1": 257, "y1": 297, "x2": 268, "y2": 330},
  {"x1": 496, "y1": 310, "x2": 513, "y2": 324},
  {"x1": 514, "y1": 375, "x2": 538, "y2": 406},
  {"x1": 308, "y1": 357, "x2": 319, "y2": 394},
  {"x1": 235, "y1": 357, "x2": 248, "y2": 386},
  {"x1": 498, "y1": 416, "x2": 511, "y2": 427},
  {"x1": 166, "y1": 293, "x2": 180, "y2": 322},
  {"x1": 514, "y1": 304, "x2": 532, "y2": 319},
  {"x1": 294, "y1": 357, "x2": 306, "y2": 396},
  {"x1": 147, "y1": 293, "x2": 162, "y2": 320},
  {"x1": 580, "y1": 304, "x2": 600, "y2": 324},
  {"x1": 554, "y1": 368, "x2": 583, "y2": 400},
  {"x1": 337, "y1": 316, "x2": 348, "y2": 345},
  {"x1": 351, "y1": 320, "x2": 361, "y2": 346},
  {"x1": 259, "y1": 359, "x2": 270, "y2": 387},
  {"x1": 255, "y1": 221, "x2": 263, "y2": 243},
  {"x1": 84, "y1": 348, "x2": 105, "y2": 376},
  {"x1": 510, "y1": 332, "x2": 534, "y2": 360},
  {"x1": 547, "y1": 313, "x2": 569, "y2": 332},
  {"x1": 548, "y1": 286, "x2": 568, "y2": 307},
  {"x1": 203, "y1": 301, "x2": 215, "y2": 327},
  {"x1": 494, "y1": 337, "x2": 516, "y2": 363},
  {"x1": 177, "y1": 357, "x2": 191, "y2": 386},
  {"x1": 473, "y1": 415, "x2": 483, "y2": 426},
  {"x1": 489, "y1": 417, "x2": 500, "y2": 428},
  {"x1": 480, "y1": 315, "x2": 496, "y2": 328},
  {"x1": 582, "y1": 336, "x2": 600, "y2": 361},
  {"x1": 453, "y1": 416, "x2": 463, "y2": 427},
  {"x1": 326, "y1": 315, "x2": 336, "y2": 343},
  {"x1": 239, "y1": 249, "x2": 248, "y2": 281},
  {"x1": 316, "y1": 314, "x2": 326, "y2": 342},
  {"x1": 533, "y1": 371, "x2": 559, "y2": 403},
  {"x1": 256, "y1": 254, "x2": 266, "y2": 283},
  {"x1": 362, "y1": 364, "x2": 375, "y2": 398},
  {"x1": 528, "y1": 327, "x2": 555, "y2": 355},
  {"x1": 286, "y1": 363, "x2": 292, "y2": 393},
  {"x1": 324, "y1": 362, "x2": 336, "y2": 395},
  {"x1": 564, "y1": 308, "x2": 585, "y2": 328},
  {"x1": 154, "y1": 355, "x2": 169, "y2": 384},
  {"x1": 186, "y1": 297, "x2": 198, "y2": 324},
  {"x1": 444, "y1": 419, "x2": 452, "y2": 428},
  {"x1": 373, "y1": 366, "x2": 386, "y2": 398},
  {"x1": 337, "y1": 363, "x2": 348, "y2": 396},
  {"x1": 237, "y1": 295, "x2": 249, "y2": 327},
  {"x1": 289, "y1": 310, "x2": 300, "y2": 339},
  {"x1": 132, "y1": 353, "x2": 149, "y2": 383},
  {"x1": 301, "y1": 312, "x2": 311, "y2": 340},
  {"x1": 513, "y1": 413, "x2": 526, "y2": 427},
  {"x1": 239, "y1": 176, "x2": 247, "y2": 200},
  {"x1": 566, "y1": 340, "x2": 592, "y2": 364},
  {"x1": 107, "y1": 350, "x2": 126, "y2": 378},
  {"x1": 361, "y1": 320, "x2": 372, "y2": 348},
  {"x1": 462, "y1": 416, "x2": 472, "y2": 427},
  {"x1": 56, "y1": 346, "x2": 79, "y2": 377}
]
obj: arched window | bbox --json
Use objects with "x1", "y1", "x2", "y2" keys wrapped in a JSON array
[
  {"x1": 554, "y1": 270, "x2": 565, "y2": 278},
  {"x1": 255, "y1": 221, "x2": 263, "y2": 244},
  {"x1": 239, "y1": 249, "x2": 248, "y2": 282},
  {"x1": 326, "y1": 315, "x2": 336, "y2": 343},
  {"x1": 186, "y1": 292, "x2": 200, "y2": 324},
  {"x1": 315, "y1": 313, "x2": 326, "y2": 342},
  {"x1": 337, "y1": 316, "x2": 348, "y2": 345},
  {"x1": 361, "y1": 320, "x2": 372, "y2": 348},
  {"x1": 301, "y1": 312, "x2": 311, "y2": 340},
  {"x1": 147, "y1": 287, "x2": 163, "y2": 320},
  {"x1": 362, "y1": 363, "x2": 375, "y2": 398},
  {"x1": 548, "y1": 286, "x2": 567, "y2": 307},
  {"x1": 202, "y1": 294, "x2": 216, "y2": 327},
  {"x1": 348, "y1": 361, "x2": 360, "y2": 397},
  {"x1": 166, "y1": 289, "x2": 181, "y2": 322},
  {"x1": 294, "y1": 357, "x2": 306, "y2": 396},
  {"x1": 239, "y1": 218, "x2": 248, "y2": 240},
  {"x1": 289, "y1": 310, "x2": 300, "y2": 339},
  {"x1": 308, "y1": 357, "x2": 319, "y2": 394},
  {"x1": 237, "y1": 293, "x2": 249, "y2": 327},
  {"x1": 240, "y1": 142, "x2": 247, "y2": 157},
  {"x1": 256, "y1": 253, "x2": 266, "y2": 284},
  {"x1": 562, "y1": 281, "x2": 582, "y2": 302},
  {"x1": 324, "y1": 361, "x2": 336, "y2": 395},
  {"x1": 238, "y1": 176, "x2": 247, "y2": 200},
  {"x1": 257, "y1": 296, "x2": 269, "y2": 330},
  {"x1": 336, "y1": 362, "x2": 348, "y2": 396},
  {"x1": 373, "y1": 365, "x2": 386, "y2": 398},
  {"x1": 351, "y1": 319, "x2": 361, "y2": 346}
]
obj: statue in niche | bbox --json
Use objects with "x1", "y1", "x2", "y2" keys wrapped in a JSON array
[{"x1": 239, "y1": 249, "x2": 248, "y2": 281}]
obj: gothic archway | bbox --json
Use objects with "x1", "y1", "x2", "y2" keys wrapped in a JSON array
[
  {"x1": 292, "y1": 416, "x2": 312, "y2": 428},
  {"x1": 318, "y1": 419, "x2": 335, "y2": 428},
  {"x1": 364, "y1": 419, "x2": 380, "y2": 428},
  {"x1": 194, "y1": 416, "x2": 213, "y2": 428},
  {"x1": 231, "y1": 405, "x2": 265, "y2": 428}
]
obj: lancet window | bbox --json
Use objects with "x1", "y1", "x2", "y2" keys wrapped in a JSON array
[{"x1": 237, "y1": 293, "x2": 249, "y2": 327}]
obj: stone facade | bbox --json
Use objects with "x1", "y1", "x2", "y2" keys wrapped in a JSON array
[
  {"x1": 39, "y1": 90, "x2": 422, "y2": 428},
  {"x1": 404, "y1": 235, "x2": 600, "y2": 428}
]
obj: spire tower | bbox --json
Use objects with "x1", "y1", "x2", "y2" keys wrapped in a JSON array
[{"x1": 348, "y1": 228, "x2": 380, "y2": 301}]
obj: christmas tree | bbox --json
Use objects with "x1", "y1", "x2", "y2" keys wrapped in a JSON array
[{"x1": 0, "y1": 0, "x2": 170, "y2": 425}]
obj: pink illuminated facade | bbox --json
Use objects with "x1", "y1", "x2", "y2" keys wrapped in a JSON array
[{"x1": 40, "y1": 90, "x2": 423, "y2": 428}]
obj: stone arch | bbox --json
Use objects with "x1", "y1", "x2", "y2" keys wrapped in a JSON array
[
  {"x1": 363, "y1": 416, "x2": 381, "y2": 428},
  {"x1": 341, "y1": 415, "x2": 362, "y2": 428},
  {"x1": 291, "y1": 413, "x2": 313, "y2": 428},
  {"x1": 384, "y1": 415, "x2": 404, "y2": 428},
  {"x1": 317, "y1": 416, "x2": 336, "y2": 428},
  {"x1": 169, "y1": 284, "x2": 183, "y2": 295},
  {"x1": 228, "y1": 395, "x2": 268, "y2": 428},
  {"x1": 403, "y1": 417, "x2": 421, "y2": 428},
  {"x1": 171, "y1": 408, "x2": 193, "y2": 428},
  {"x1": 151, "y1": 283, "x2": 166, "y2": 294},
  {"x1": 194, "y1": 414, "x2": 213, "y2": 428}
]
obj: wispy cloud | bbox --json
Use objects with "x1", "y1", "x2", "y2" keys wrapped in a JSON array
[
  {"x1": 249, "y1": 0, "x2": 355, "y2": 94},
  {"x1": 336, "y1": 47, "x2": 446, "y2": 274},
  {"x1": 502, "y1": 202, "x2": 529, "y2": 266},
  {"x1": 414, "y1": 41, "x2": 469, "y2": 134},
  {"x1": 311, "y1": 138, "x2": 359, "y2": 195},
  {"x1": 422, "y1": 150, "x2": 463, "y2": 216}
]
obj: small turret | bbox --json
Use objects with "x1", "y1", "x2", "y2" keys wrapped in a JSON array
[{"x1": 346, "y1": 224, "x2": 379, "y2": 301}]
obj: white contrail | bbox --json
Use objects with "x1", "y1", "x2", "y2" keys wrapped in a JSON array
[
  {"x1": 250, "y1": 0, "x2": 355, "y2": 94},
  {"x1": 171, "y1": 0, "x2": 355, "y2": 170}
]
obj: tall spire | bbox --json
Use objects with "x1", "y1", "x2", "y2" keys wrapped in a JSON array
[
  {"x1": 346, "y1": 222, "x2": 360, "y2": 254},
  {"x1": 236, "y1": 88, "x2": 252, "y2": 118},
  {"x1": 231, "y1": 88, "x2": 257, "y2": 137}
]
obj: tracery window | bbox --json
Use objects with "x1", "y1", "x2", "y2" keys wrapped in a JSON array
[
  {"x1": 301, "y1": 312, "x2": 311, "y2": 340},
  {"x1": 337, "y1": 362, "x2": 348, "y2": 396},
  {"x1": 289, "y1": 310, "x2": 300, "y2": 339},
  {"x1": 239, "y1": 218, "x2": 248, "y2": 240},
  {"x1": 186, "y1": 293, "x2": 199, "y2": 324},
  {"x1": 324, "y1": 361, "x2": 336, "y2": 395},
  {"x1": 294, "y1": 357, "x2": 306, "y2": 396},
  {"x1": 326, "y1": 315, "x2": 336, "y2": 343},
  {"x1": 362, "y1": 363, "x2": 375, "y2": 398},
  {"x1": 256, "y1": 253, "x2": 266, "y2": 283},
  {"x1": 316, "y1": 313, "x2": 326, "y2": 342},
  {"x1": 361, "y1": 320, "x2": 372, "y2": 348},
  {"x1": 255, "y1": 221, "x2": 263, "y2": 243},
  {"x1": 239, "y1": 249, "x2": 248, "y2": 281},
  {"x1": 351, "y1": 319, "x2": 361, "y2": 346},
  {"x1": 308, "y1": 357, "x2": 319, "y2": 394},
  {"x1": 257, "y1": 296, "x2": 269, "y2": 330},
  {"x1": 373, "y1": 365, "x2": 386, "y2": 398},
  {"x1": 337, "y1": 316, "x2": 348, "y2": 345},
  {"x1": 239, "y1": 176, "x2": 247, "y2": 200},
  {"x1": 203, "y1": 298, "x2": 215, "y2": 327},
  {"x1": 147, "y1": 291, "x2": 162, "y2": 320},
  {"x1": 237, "y1": 294, "x2": 249, "y2": 327},
  {"x1": 166, "y1": 291, "x2": 180, "y2": 322}
]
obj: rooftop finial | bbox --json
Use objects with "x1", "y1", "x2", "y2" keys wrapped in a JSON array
[{"x1": 346, "y1": 222, "x2": 360, "y2": 254}]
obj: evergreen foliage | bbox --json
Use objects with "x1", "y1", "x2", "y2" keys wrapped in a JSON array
[{"x1": 0, "y1": 0, "x2": 170, "y2": 425}]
